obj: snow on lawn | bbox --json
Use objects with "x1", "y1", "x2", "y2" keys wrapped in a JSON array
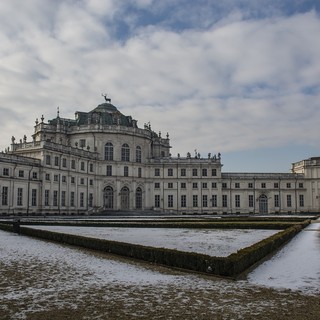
[
  {"x1": 0, "y1": 229, "x2": 281, "y2": 319},
  {"x1": 28, "y1": 226, "x2": 279, "y2": 257},
  {"x1": 247, "y1": 220, "x2": 320, "y2": 295}
]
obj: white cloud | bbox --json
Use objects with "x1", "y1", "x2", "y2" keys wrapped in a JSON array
[{"x1": 0, "y1": 1, "x2": 319, "y2": 171}]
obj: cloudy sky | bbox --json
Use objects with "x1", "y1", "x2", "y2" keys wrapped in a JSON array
[{"x1": 1, "y1": 0, "x2": 320, "y2": 172}]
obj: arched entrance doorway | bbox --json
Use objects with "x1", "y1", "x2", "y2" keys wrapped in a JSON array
[
  {"x1": 259, "y1": 194, "x2": 268, "y2": 214},
  {"x1": 136, "y1": 187, "x2": 142, "y2": 209},
  {"x1": 104, "y1": 186, "x2": 114, "y2": 209},
  {"x1": 120, "y1": 187, "x2": 130, "y2": 210}
]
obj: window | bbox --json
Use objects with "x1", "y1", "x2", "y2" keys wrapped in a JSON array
[
  {"x1": 235, "y1": 183, "x2": 240, "y2": 188},
  {"x1": 32, "y1": 172, "x2": 37, "y2": 179},
  {"x1": 124, "y1": 166, "x2": 129, "y2": 177},
  {"x1": 79, "y1": 139, "x2": 86, "y2": 148},
  {"x1": 45, "y1": 173, "x2": 50, "y2": 181},
  {"x1": 211, "y1": 194, "x2": 217, "y2": 207},
  {"x1": 61, "y1": 191, "x2": 66, "y2": 207},
  {"x1": 89, "y1": 179, "x2": 93, "y2": 186},
  {"x1": 89, "y1": 193, "x2": 93, "y2": 207},
  {"x1": 249, "y1": 195, "x2": 254, "y2": 207},
  {"x1": 138, "y1": 167, "x2": 142, "y2": 178},
  {"x1": 180, "y1": 168, "x2": 186, "y2": 176},
  {"x1": 274, "y1": 194, "x2": 279, "y2": 207},
  {"x1": 168, "y1": 168, "x2": 173, "y2": 176},
  {"x1": 53, "y1": 190, "x2": 58, "y2": 206},
  {"x1": 2, "y1": 187, "x2": 8, "y2": 205},
  {"x1": 3, "y1": 168, "x2": 9, "y2": 176},
  {"x1": 192, "y1": 168, "x2": 198, "y2": 176},
  {"x1": 89, "y1": 163, "x2": 94, "y2": 172},
  {"x1": 31, "y1": 189, "x2": 37, "y2": 206},
  {"x1": 136, "y1": 146, "x2": 142, "y2": 163},
  {"x1": 168, "y1": 195, "x2": 174, "y2": 208},
  {"x1": 181, "y1": 182, "x2": 186, "y2": 189},
  {"x1": 71, "y1": 176, "x2": 75, "y2": 184},
  {"x1": 212, "y1": 169, "x2": 217, "y2": 176},
  {"x1": 248, "y1": 183, "x2": 253, "y2": 189},
  {"x1": 192, "y1": 182, "x2": 198, "y2": 189},
  {"x1": 44, "y1": 190, "x2": 50, "y2": 206},
  {"x1": 287, "y1": 195, "x2": 292, "y2": 207},
  {"x1": 286, "y1": 183, "x2": 291, "y2": 188},
  {"x1": 121, "y1": 143, "x2": 130, "y2": 161},
  {"x1": 18, "y1": 170, "x2": 24, "y2": 178},
  {"x1": 155, "y1": 195, "x2": 160, "y2": 208},
  {"x1": 192, "y1": 195, "x2": 198, "y2": 207},
  {"x1": 299, "y1": 183, "x2": 304, "y2": 188},
  {"x1": 71, "y1": 159, "x2": 76, "y2": 169},
  {"x1": 180, "y1": 194, "x2": 186, "y2": 208},
  {"x1": 202, "y1": 195, "x2": 208, "y2": 207},
  {"x1": 105, "y1": 143, "x2": 114, "y2": 161},
  {"x1": 222, "y1": 195, "x2": 228, "y2": 207},
  {"x1": 80, "y1": 162, "x2": 85, "y2": 171},
  {"x1": 261, "y1": 183, "x2": 266, "y2": 188},
  {"x1": 45, "y1": 155, "x2": 51, "y2": 165},
  {"x1": 106, "y1": 165, "x2": 112, "y2": 176},
  {"x1": 212, "y1": 182, "x2": 217, "y2": 188},
  {"x1": 274, "y1": 182, "x2": 279, "y2": 188},
  {"x1": 235, "y1": 195, "x2": 240, "y2": 208},
  {"x1": 202, "y1": 182, "x2": 208, "y2": 189},
  {"x1": 155, "y1": 168, "x2": 160, "y2": 176},
  {"x1": 155, "y1": 182, "x2": 160, "y2": 189},
  {"x1": 136, "y1": 187, "x2": 142, "y2": 209},
  {"x1": 62, "y1": 158, "x2": 67, "y2": 168},
  {"x1": 168, "y1": 183, "x2": 173, "y2": 188},
  {"x1": 17, "y1": 188, "x2": 23, "y2": 206},
  {"x1": 70, "y1": 192, "x2": 75, "y2": 207},
  {"x1": 202, "y1": 168, "x2": 207, "y2": 176},
  {"x1": 62, "y1": 176, "x2": 66, "y2": 183},
  {"x1": 299, "y1": 194, "x2": 304, "y2": 207},
  {"x1": 80, "y1": 192, "x2": 84, "y2": 207},
  {"x1": 54, "y1": 156, "x2": 59, "y2": 166},
  {"x1": 222, "y1": 183, "x2": 227, "y2": 189},
  {"x1": 54, "y1": 174, "x2": 59, "y2": 182},
  {"x1": 80, "y1": 178, "x2": 84, "y2": 185}
]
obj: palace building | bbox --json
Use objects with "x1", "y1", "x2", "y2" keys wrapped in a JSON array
[{"x1": 0, "y1": 97, "x2": 319, "y2": 216}]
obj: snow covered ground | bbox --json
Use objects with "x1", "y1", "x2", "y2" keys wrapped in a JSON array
[
  {"x1": 1, "y1": 227, "x2": 319, "y2": 320},
  {"x1": 247, "y1": 220, "x2": 320, "y2": 295},
  {"x1": 27, "y1": 222, "x2": 320, "y2": 295},
  {"x1": 1, "y1": 219, "x2": 320, "y2": 319},
  {"x1": 28, "y1": 226, "x2": 278, "y2": 257}
]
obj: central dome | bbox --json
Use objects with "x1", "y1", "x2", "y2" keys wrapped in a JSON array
[{"x1": 92, "y1": 102, "x2": 118, "y2": 114}]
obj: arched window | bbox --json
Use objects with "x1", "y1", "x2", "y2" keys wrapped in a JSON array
[
  {"x1": 120, "y1": 186, "x2": 130, "y2": 210},
  {"x1": 104, "y1": 186, "x2": 114, "y2": 209},
  {"x1": 121, "y1": 143, "x2": 130, "y2": 161},
  {"x1": 136, "y1": 146, "x2": 142, "y2": 163},
  {"x1": 105, "y1": 143, "x2": 113, "y2": 161},
  {"x1": 259, "y1": 194, "x2": 268, "y2": 214},
  {"x1": 136, "y1": 187, "x2": 142, "y2": 209}
]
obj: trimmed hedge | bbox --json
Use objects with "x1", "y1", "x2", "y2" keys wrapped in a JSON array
[
  {"x1": 19, "y1": 220, "x2": 302, "y2": 230},
  {"x1": 0, "y1": 219, "x2": 310, "y2": 278},
  {"x1": 0, "y1": 223, "x2": 13, "y2": 232}
]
